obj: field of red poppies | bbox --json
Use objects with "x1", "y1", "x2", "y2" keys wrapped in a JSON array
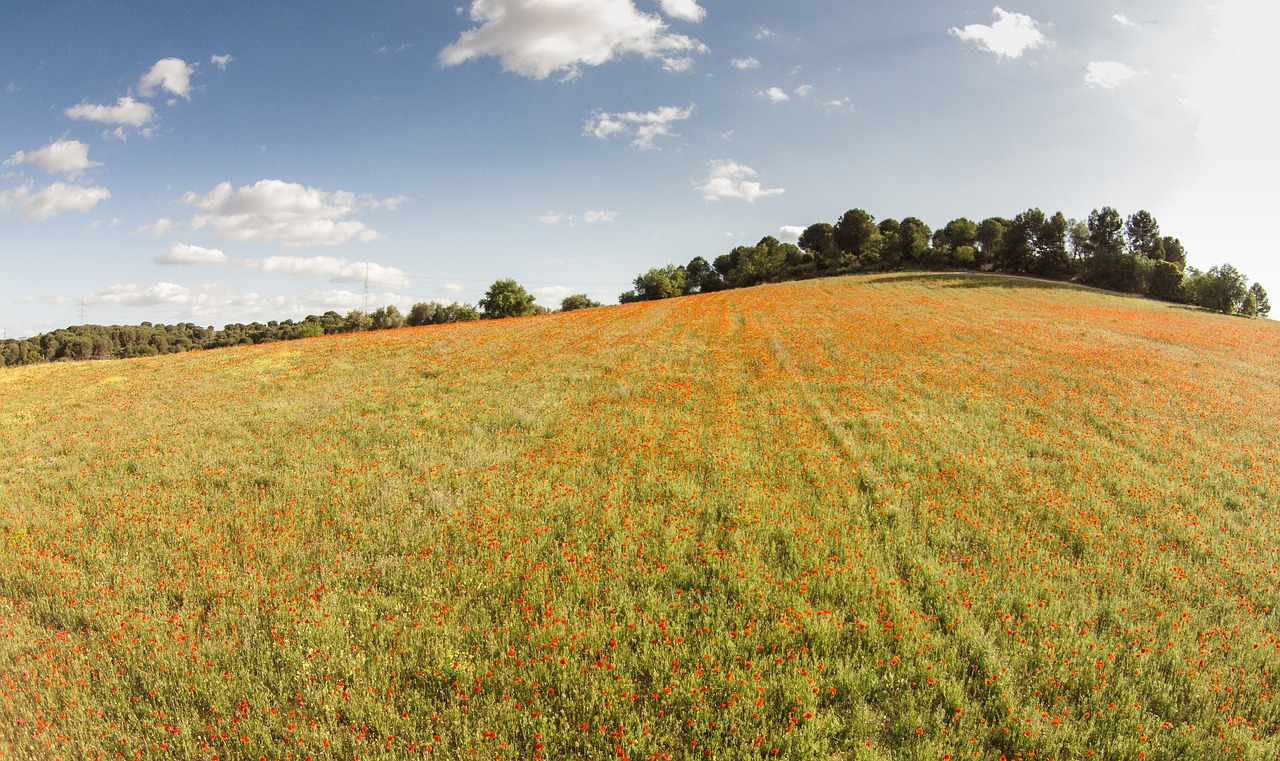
[{"x1": 1, "y1": 273, "x2": 1278, "y2": 760}]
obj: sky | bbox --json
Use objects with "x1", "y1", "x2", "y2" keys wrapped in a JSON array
[{"x1": 2, "y1": 0, "x2": 1276, "y2": 338}]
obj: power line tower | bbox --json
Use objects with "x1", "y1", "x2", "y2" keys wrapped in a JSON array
[{"x1": 78, "y1": 300, "x2": 86, "y2": 325}]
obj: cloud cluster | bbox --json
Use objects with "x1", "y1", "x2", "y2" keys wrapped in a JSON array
[
  {"x1": 695, "y1": 160, "x2": 784, "y2": 203},
  {"x1": 180, "y1": 179, "x2": 391, "y2": 248},
  {"x1": 0, "y1": 181, "x2": 111, "y2": 220},
  {"x1": 584, "y1": 104, "x2": 694, "y2": 149},
  {"x1": 65, "y1": 96, "x2": 156, "y2": 130},
  {"x1": 439, "y1": 0, "x2": 709, "y2": 80},
  {"x1": 137, "y1": 58, "x2": 194, "y2": 99},
  {"x1": 949, "y1": 7, "x2": 1046, "y2": 60},
  {"x1": 155, "y1": 243, "x2": 228, "y2": 265},
  {"x1": 5, "y1": 138, "x2": 101, "y2": 179},
  {"x1": 1085, "y1": 61, "x2": 1138, "y2": 89},
  {"x1": 242, "y1": 256, "x2": 410, "y2": 287}
]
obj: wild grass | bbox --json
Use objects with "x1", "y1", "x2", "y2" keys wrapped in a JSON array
[{"x1": 1, "y1": 273, "x2": 1278, "y2": 760}]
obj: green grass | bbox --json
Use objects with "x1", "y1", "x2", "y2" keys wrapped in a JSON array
[{"x1": 1, "y1": 273, "x2": 1278, "y2": 760}]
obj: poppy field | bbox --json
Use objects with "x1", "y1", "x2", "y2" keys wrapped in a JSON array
[{"x1": 1, "y1": 272, "x2": 1278, "y2": 760}]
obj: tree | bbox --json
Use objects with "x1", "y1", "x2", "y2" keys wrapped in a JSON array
[
  {"x1": 1160, "y1": 236, "x2": 1187, "y2": 269},
  {"x1": 976, "y1": 217, "x2": 1008, "y2": 266},
  {"x1": 1189, "y1": 264, "x2": 1249, "y2": 315},
  {"x1": 1125, "y1": 210, "x2": 1163, "y2": 260},
  {"x1": 1249, "y1": 282, "x2": 1270, "y2": 318},
  {"x1": 1035, "y1": 212, "x2": 1071, "y2": 275},
  {"x1": 1144, "y1": 260, "x2": 1185, "y2": 302},
  {"x1": 897, "y1": 217, "x2": 932, "y2": 263},
  {"x1": 797, "y1": 222, "x2": 839, "y2": 268},
  {"x1": 834, "y1": 208, "x2": 878, "y2": 259},
  {"x1": 479, "y1": 278, "x2": 538, "y2": 319},
  {"x1": 1087, "y1": 207, "x2": 1125, "y2": 258},
  {"x1": 370, "y1": 305, "x2": 404, "y2": 330},
  {"x1": 623, "y1": 265, "x2": 688, "y2": 302},
  {"x1": 560, "y1": 294, "x2": 602, "y2": 311},
  {"x1": 684, "y1": 256, "x2": 723, "y2": 293},
  {"x1": 341, "y1": 310, "x2": 373, "y2": 333},
  {"x1": 1001, "y1": 209, "x2": 1044, "y2": 273}
]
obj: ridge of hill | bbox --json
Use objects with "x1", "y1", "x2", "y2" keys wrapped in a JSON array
[{"x1": 1, "y1": 273, "x2": 1278, "y2": 760}]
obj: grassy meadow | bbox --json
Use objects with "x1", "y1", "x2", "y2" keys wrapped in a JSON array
[{"x1": 1, "y1": 273, "x2": 1279, "y2": 760}]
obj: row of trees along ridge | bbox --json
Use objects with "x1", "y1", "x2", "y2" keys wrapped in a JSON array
[{"x1": 620, "y1": 206, "x2": 1269, "y2": 320}]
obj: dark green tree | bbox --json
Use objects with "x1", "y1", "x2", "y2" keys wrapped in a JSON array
[
  {"x1": 1125, "y1": 210, "x2": 1164, "y2": 260},
  {"x1": 1249, "y1": 282, "x2": 1270, "y2": 318},
  {"x1": 560, "y1": 294, "x2": 602, "y2": 311},
  {"x1": 834, "y1": 209, "x2": 878, "y2": 260},
  {"x1": 479, "y1": 279, "x2": 538, "y2": 319},
  {"x1": 684, "y1": 256, "x2": 723, "y2": 294}
]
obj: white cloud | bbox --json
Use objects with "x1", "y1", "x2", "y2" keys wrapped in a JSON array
[
  {"x1": 155, "y1": 243, "x2": 228, "y2": 265},
  {"x1": 243, "y1": 256, "x2": 411, "y2": 287},
  {"x1": 659, "y1": 0, "x2": 705, "y2": 23},
  {"x1": 137, "y1": 58, "x2": 194, "y2": 99},
  {"x1": 755, "y1": 27, "x2": 774, "y2": 40},
  {"x1": 731, "y1": 56, "x2": 760, "y2": 70},
  {"x1": 584, "y1": 210, "x2": 618, "y2": 223},
  {"x1": 4, "y1": 139, "x2": 101, "y2": 179},
  {"x1": 532, "y1": 285, "x2": 574, "y2": 301},
  {"x1": 1085, "y1": 60, "x2": 1138, "y2": 89},
  {"x1": 823, "y1": 97, "x2": 853, "y2": 112},
  {"x1": 0, "y1": 181, "x2": 111, "y2": 220},
  {"x1": 949, "y1": 7, "x2": 1046, "y2": 60},
  {"x1": 439, "y1": 283, "x2": 465, "y2": 294},
  {"x1": 85, "y1": 282, "x2": 193, "y2": 306},
  {"x1": 133, "y1": 217, "x2": 177, "y2": 237},
  {"x1": 211, "y1": 53, "x2": 234, "y2": 71},
  {"x1": 760, "y1": 86, "x2": 790, "y2": 103},
  {"x1": 695, "y1": 160, "x2": 784, "y2": 203},
  {"x1": 794, "y1": 85, "x2": 813, "y2": 98},
  {"x1": 65, "y1": 96, "x2": 156, "y2": 127},
  {"x1": 778, "y1": 225, "x2": 805, "y2": 243},
  {"x1": 538, "y1": 211, "x2": 568, "y2": 224},
  {"x1": 1112, "y1": 14, "x2": 1137, "y2": 28},
  {"x1": 439, "y1": 0, "x2": 709, "y2": 80},
  {"x1": 584, "y1": 104, "x2": 694, "y2": 150},
  {"x1": 181, "y1": 179, "x2": 387, "y2": 248}
]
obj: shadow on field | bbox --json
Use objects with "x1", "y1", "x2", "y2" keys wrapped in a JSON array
[{"x1": 870, "y1": 272, "x2": 1080, "y2": 291}]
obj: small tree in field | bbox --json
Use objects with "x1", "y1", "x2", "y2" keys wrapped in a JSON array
[
  {"x1": 479, "y1": 279, "x2": 538, "y2": 319},
  {"x1": 560, "y1": 294, "x2": 602, "y2": 312}
]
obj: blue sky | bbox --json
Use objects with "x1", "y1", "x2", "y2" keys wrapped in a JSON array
[{"x1": 2, "y1": 1, "x2": 1275, "y2": 337}]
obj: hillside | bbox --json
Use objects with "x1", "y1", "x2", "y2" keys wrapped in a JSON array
[{"x1": 1, "y1": 273, "x2": 1278, "y2": 760}]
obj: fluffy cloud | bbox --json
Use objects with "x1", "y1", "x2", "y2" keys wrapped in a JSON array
[
  {"x1": 532, "y1": 285, "x2": 575, "y2": 301},
  {"x1": 949, "y1": 7, "x2": 1046, "y2": 60},
  {"x1": 760, "y1": 86, "x2": 790, "y2": 103},
  {"x1": 133, "y1": 218, "x2": 177, "y2": 237},
  {"x1": 155, "y1": 243, "x2": 228, "y2": 265},
  {"x1": 731, "y1": 56, "x2": 760, "y2": 70},
  {"x1": 242, "y1": 256, "x2": 410, "y2": 287},
  {"x1": 584, "y1": 210, "x2": 618, "y2": 223},
  {"x1": 1085, "y1": 61, "x2": 1138, "y2": 89},
  {"x1": 85, "y1": 282, "x2": 193, "y2": 306},
  {"x1": 64, "y1": 96, "x2": 155, "y2": 127},
  {"x1": 137, "y1": 58, "x2": 194, "y2": 99},
  {"x1": 181, "y1": 179, "x2": 390, "y2": 248},
  {"x1": 778, "y1": 225, "x2": 805, "y2": 243},
  {"x1": 1112, "y1": 14, "x2": 1137, "y2": 28},
  {"x1": 695, "y1": 160, "x2": 784, "y2": 203},
  {"x1": 211, "y1": 53, "x2": 234, "y2": 71},
  {"x1": 658, "y1": 0, "x2": 705, "y2": 23},
  {"x1": 439, "y1": 0, "x2": 709, "y2": 80},
  {"x1": 4, "y1": 139, "x2": 101, "y2": 179},
  {"x1": 0, "y1": 181, "x2": 111, "y2": 220},
  {"x1": 584, "y1": 104, "x2": 694, "y2": 149}
]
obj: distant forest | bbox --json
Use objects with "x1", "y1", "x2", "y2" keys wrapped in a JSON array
[
  {"x1": 1, "y1": 205, "x2": 1269, "y2": 368},
  {"x1": 619, "y1": 205, "x2": 1270, "y2": 320}
]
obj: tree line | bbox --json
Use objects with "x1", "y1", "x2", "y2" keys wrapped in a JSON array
[
  {"x1": 619, "y1": 206, "x2": 1270, "y2": 319},
  {"x1": 0, "y1": 283, "x2": 613, "y2": 367}
]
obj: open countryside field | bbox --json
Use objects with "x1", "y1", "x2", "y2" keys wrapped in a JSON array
[{"x1": 2, "y1": 273, "x2": 1279, "y2": 760}]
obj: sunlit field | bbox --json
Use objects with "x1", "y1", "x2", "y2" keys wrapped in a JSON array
[{"x1": 2, "y1": 273, "x2": 1278, "y2": 760}]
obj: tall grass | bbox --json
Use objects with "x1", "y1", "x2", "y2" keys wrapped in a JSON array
[{"x1": 1, "y1": 273, "x2": 1278, "y2": 760}]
